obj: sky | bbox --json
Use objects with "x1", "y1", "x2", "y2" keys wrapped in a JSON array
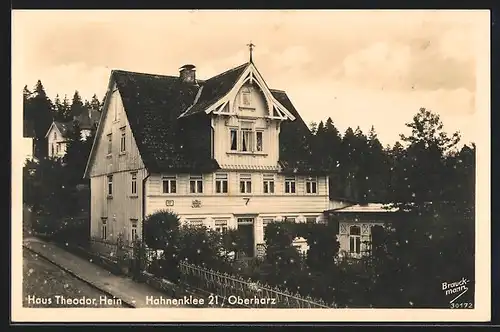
[{"x1": 12, "y1": 10, "x2": 489, "y2": 147}]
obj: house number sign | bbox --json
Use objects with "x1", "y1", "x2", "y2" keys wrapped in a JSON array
[
  {"x1": 165, "y1": 200, "x2": 174, "y2": 207},
  {"x1": 192, "y1": 200, "x2": 202, "y2": 208}
]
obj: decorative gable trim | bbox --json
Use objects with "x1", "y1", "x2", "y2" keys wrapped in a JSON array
[{"x1": 203, "y1": 64, "x2": 296, "y2": 121}]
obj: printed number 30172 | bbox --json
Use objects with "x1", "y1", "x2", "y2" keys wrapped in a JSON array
[{"x1": 450, "y1": 302, "x2": 473, "y2": 309}]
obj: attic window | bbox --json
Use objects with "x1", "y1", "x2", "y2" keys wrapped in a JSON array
[
  {"x1": 53, "y1": 132, "x2": 57, "y2": 140},
  {"x1": 241, "y1": 87, "x2": 252, "y2": 106}
]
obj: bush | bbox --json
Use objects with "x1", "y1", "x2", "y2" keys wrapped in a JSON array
[{"x1": 143, "y1": 210, "x2": 181, "y2": 250}]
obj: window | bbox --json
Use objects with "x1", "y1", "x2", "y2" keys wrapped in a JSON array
[
  {"x1": 229, "y1": 121, "x2": 259, "y2": 153},
  {"x1": 51, "y1": 144, "x2": 54, "y2": 156},
  {"x1": 101, "y1": 218, "x2": 107, "y2": 240},
  {"x1": 188, "y1": 219, "x2": 204, "y2": 228},
  {"x1": 107, "y1": 133, "x2": 112, "y2": 154},
  {"x1": 263, "y1": 174, "x2": 275, "y2": 194},
  {"x1": 241, "y1": 129, "x2": 253, "y2": 152},
  {"x1": 215, "y1": 173, "x2": 228, "y2": 194},
  {"x1": 162, "y1": 175, "x2": 177, "y2": 194},
  {"x1": 189, "y1": 175, "x2": 203, "y2": 194},
  {"x1": 241, "y1": 87, "x2": 252, "y2": 106},
  {"x1": 120, "y1": 127, "x2": 126, "y2": 153},
  {"x1": 306, "y1": 177, "x2": 318, "y2": 194},
  {"x1": 130, "y1": 219, "x2": 138, "y2": 242},
  {"x1": 239, "y1": 174, "x2": 252, "y2": 193},
  {"x1": 349, "y1": 226, "x2": 361, "y2": 255},
  {"x1": 256, "y1": 131, "x2": 263, "y2": 152},
  {"x1": 107, "y1": 175, "x2": 113, "y2": 196},
  {"x1": 285, "y1": 176, "x2": 296, "y2": 194},
  {"x1": 230, "y1": 129, "x2": 238, "y2": 151},
  {"x1": 56, "y1": 144, "x2": 60, "y2": 154},
  {"x1": 285, "y1": 217, "x2": 296, "y2": 223},
  {"x1": 215, "y1": 220, "x2": 228, "y2": 233},
  {"x1": 53, "y1": 132, "x2": 57, "y2": 139},
  {"x1": 306, "y1": 217, "x2": 317, "y2": 224},
  {"x1": 130, "y1": 172, "x2": 137, "y2": 195},
  {"x1": 262, "y1": 218, "x2": 274, "y2": 229}
]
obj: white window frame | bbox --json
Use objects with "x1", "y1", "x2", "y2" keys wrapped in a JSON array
[
  {"x1": 120, "y1": 127, "x2": 126, "y2": 153},
  {"x1": 101, "y1": 218, "x2": 108, "y2": 240},
  {"x1": 187, "y1": 219, "x2": 204, "y2": 228},
  {"x1": 56, "y1": 143, "x2": 60, "y2": 154},
  {"x1": 229, "y1": 121, "x2": 259, "y2": 153},
  {"x1": 239, "y1": 174, "x2": 252, "y2": 194},
  {"x1": 256, "y1": 131, "x2": 263, "y2": 152},
  {"x1": 262, "y1": 218, "x2": 274, "y2": 229},
  {"x1": 349, "y1": 225, "x2": 361, "y2": 255},
  {"x1": 107, "y1": 133, "x2": 112, "y2": 155},
  {"x1": 284, "y1": 176, "x2": 296, "y2": 194},
  {"x1": 189, "y1": 175, "x2": 204, "y2": 194},
  {"x1": 130, "y1": 219, "x2": 138, "y2": 242},
  {"x1": 214, "y1": 220, "x2": 228, "y2": 233},
  {"x1": 162, "y1": 175, "x2": 177, "y2": 194},
  {"x1": 305, "y1": 176, "x2": 318, "y2": 194},
  {"x1": 284, "y1": 216, "x2": 296, "y2": 223},
  {"x1": 130, "y1": 172, "x2": 137, "y2": 196},
  {"x1": 230, "y1": 128, "x2": 238, "y2": 151},
  {"x1": 107, "y1": 175, "x2": 113, "y2": 197},
  {"x1": 215, "y1": 173, "x2": 228, "y2": 194},
  {"x1": 53, "y1": 132, "x2": 57, "y2": 139},
  {"x1": 263, "y1": 174, "x2": 275, "y2": 194}
]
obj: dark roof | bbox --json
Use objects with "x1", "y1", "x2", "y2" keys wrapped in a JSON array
[
  {"x1": 112, "y1": 70, "x2": 219, "y2": 173},
  {"x1": 53, "y1": 121, "x2": 71, "y2": 137},
  {"x1": 180, "y1": 63, "x2": 249, "y2": 117},
  {"x1": 111, "y1": 63, "x2": 324, "y2": 174}
]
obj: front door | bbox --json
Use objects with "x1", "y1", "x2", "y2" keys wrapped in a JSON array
[{"x1": 237, "y1": 218, "x2": 255, "y2": 258}]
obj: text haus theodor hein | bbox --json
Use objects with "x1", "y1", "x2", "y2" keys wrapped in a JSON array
[{"x1": 83, "y1": 58, "x2": 332, "y2": 257}]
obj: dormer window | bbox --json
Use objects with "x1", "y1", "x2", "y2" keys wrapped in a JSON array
[{"x1": 229, "y1": 121, "x2": 263, "y2": 153}]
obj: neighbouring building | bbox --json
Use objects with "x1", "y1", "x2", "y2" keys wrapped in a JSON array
[
  {"x1": 84, "y1": 55, "x2": 331, "y2": 257},
  {"x1": 325, "y1": 201, "x2": 398, "y2": 258},
  {"x1": 45, "y1": 110, "x2": 100, "y2": 159}
]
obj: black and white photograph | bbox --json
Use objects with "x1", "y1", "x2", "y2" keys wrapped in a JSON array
[{"x1": 12, "y1": 9, "x2": 490, "y2": 322}]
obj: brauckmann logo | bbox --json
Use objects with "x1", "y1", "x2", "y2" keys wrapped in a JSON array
[{"x1": 442, "y1": 277, "x2": 470, "y2": 304}]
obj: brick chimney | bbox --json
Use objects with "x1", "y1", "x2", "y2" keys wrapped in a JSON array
[{"x1": 179, "y1": 64, "x2": 196, "y2": 83}]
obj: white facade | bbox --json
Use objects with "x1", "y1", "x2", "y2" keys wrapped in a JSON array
[
  {"x1": 46, "y1": 123, "x2": 68, "y2": 159},
  {"x1": 86, "y1": 65, "x2": 331, "y2": 257}
]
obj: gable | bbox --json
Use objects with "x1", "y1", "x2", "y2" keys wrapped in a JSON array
[
  {"x1": 84, "y1": 63, "x2": 326, "y2": 177},
  {"x1": 85, "y1": 82, "x2": 145, "y2": 177},
  {"x1": 180, "y1": 62, "x2": 296, "y2": 121}
]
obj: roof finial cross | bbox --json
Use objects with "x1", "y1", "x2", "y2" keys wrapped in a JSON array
[{"x1": 247, "y1": 41, "x2": 255, "y2": 63}]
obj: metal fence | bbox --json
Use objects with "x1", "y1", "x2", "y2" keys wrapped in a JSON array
[
  {"x1": 178, "y1": 261, "x2": 332, "y2": 308},
  {"x1": 89, "y1": 238, "x2": 333, "y2": 308}
]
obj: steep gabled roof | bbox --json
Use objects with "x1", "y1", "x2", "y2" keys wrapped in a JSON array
[
  {"x1": 45, "y1": 121, "x2": 71, "y2": 139},
  {"x1": 85, "y1": 62, "x2": 325, "y2": 177},
  {"x1": 112, "y1": 70, "x2": 220, "y2": 173}
]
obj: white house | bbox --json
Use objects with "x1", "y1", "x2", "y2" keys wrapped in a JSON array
[
  {"x1": 45, "y1": 112, "x2": 100, "y2": 159},
  {"x1": 84, "y1": 57, "x2": 331, "y2": 257},
  {"x1": 45, "y1": 121, "x2": 71, "y2": 158}
]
